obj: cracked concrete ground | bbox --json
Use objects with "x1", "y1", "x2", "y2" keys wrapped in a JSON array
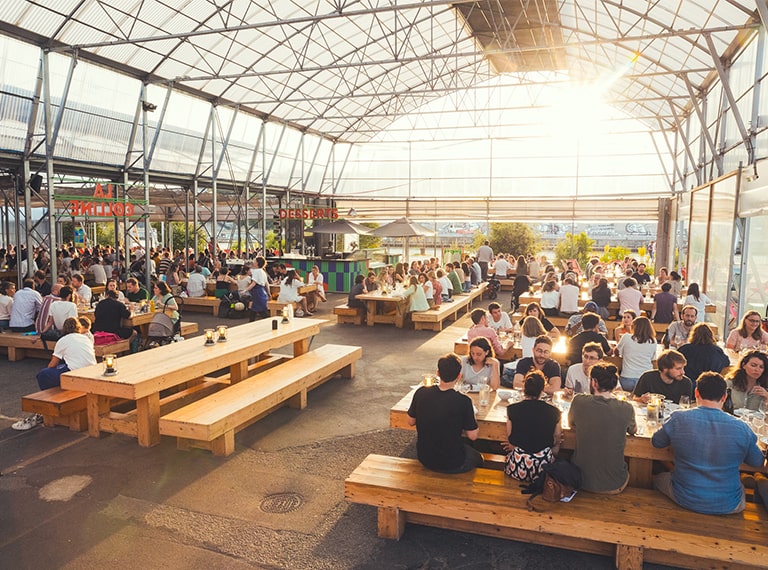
[{"x1": 0, "y1": 293, "x2": 673, "y2": 569}]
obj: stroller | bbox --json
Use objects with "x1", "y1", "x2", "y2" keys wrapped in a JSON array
[
  {"x1": 143, "y1": 295, "x2": 183, "y2": 349},
  {"x1": 218, "y1": 290, "x2": 248, "y2": 319},
  {"x1": 486, "y1": 278, "x2": 501, "y2": 300}
]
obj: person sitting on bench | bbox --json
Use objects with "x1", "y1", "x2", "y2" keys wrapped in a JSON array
[{"x1": 407, "y1": 353, "x2": 483, "y2": 474}]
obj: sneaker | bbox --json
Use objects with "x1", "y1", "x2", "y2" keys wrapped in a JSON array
[
  {"x1": 295, "y1": 309, "x2": 305, "y2": 317},
  {"x1": 12, "y1": 414, "x2": 43, "y2": 431}
]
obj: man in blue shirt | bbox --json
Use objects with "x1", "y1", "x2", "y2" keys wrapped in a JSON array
[{"x1": 651, "y1": 372, "x2": 765, "y2": 514}]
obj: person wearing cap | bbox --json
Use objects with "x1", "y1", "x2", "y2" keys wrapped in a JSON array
[{"x1": 566, "y1": 301, "x2": 608, "y2": 337}]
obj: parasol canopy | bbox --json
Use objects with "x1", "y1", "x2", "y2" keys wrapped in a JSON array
[
  {"x1": 309, "y1": 219, "x2": 371, "y2": 234},
  {"x1": 369, "y1": 217, "x2": 434, "y2": 237}
]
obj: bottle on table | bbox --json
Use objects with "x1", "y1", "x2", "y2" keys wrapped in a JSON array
[{"x1": 723, "y1": 388, "x2": 735, "y2": 415}]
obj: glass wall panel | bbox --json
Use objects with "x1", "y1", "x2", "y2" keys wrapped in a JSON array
[
  {"x1": 687, "y1": 186, "x2": 711, "y2": 286},
  {"x1": 743, "y1": 215, "x2": 768, "y2": 314},
  {"x1": 705, "y1": 175, "x2": 737, "y2": 332},
  {"x1": 0, "y1": 37, "x2": 40, "y2": 153}
]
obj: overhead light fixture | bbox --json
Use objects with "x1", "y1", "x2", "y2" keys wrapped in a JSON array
[{"x1": 347, "y1": 208, "x2": 358, "y2": 217}]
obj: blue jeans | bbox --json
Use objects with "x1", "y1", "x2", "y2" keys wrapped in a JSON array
[
  {"x1": 37, "y1": 364, "x2": 69, "y2": 390},
  {"x1": 619, "y1": 376, "x2": 638, "y2": 392}
]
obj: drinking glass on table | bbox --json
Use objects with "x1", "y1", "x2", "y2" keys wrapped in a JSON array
[
  {"x1": 478, "y1": 377, "x2": 491, "y2": 407},
  {"x1": 679, "y1": 395, "x2": 690, "y2": 409}
]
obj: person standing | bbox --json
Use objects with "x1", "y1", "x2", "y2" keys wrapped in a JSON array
[
  {"x1": 569, "y1": 363, "x2": 636, "y2": 494},
  {"x1": 247, "y1": 256, "x2": 270, "y2": 321},
  {"x1": 652, "y1": 372, "x2": 764, "y2": 515},
  {"x1": 406, "y1": 353, "x2": 483, "y2": 474},
  {"x1": 476, "y1": 241, "x2": 494, "y2": 281}
]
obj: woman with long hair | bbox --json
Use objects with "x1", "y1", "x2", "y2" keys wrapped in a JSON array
[
  {"x1": 502, "y1": 369, "x2": 561, "y2": 482},
  {"x1": 402, "y1": 275, "x2": 430, "y2": 312},
  {"x1": 682, "y1": 282, "x2": 712, "y2": 323},
  {"x1": 418, "y1": 272, "x2": 434, "y2": 307},
  {"x1": 521, "y1": 316, "x2": 546, "y2": 358},
  {"x1": 613, "y1": 309, "x2": 636, "y2": 342},
  {"x1": 517, "y1": 302, "x2": 560, "y2": 338},
  {"x1": 540, "y1": 280, "x2": 560, "y2": 317},
  {"x1": 679, "y1": 323, "x2": 730, "y2": 395},
  {"x1": 152, "y1": 281, "x2": 179, "y2": 323},
  {"x1": 726, "y1": 350, "x2": 768, "y2": 410},
  {"x1": 511, "y1": 255, "x2": 532, "y2": 311},
  {"x1": 105, "y1": 278, "x2": 125, "y2": 303},
  {"x1": 460, "y1": 336, "x2": 500, "y2": 390},
  {"x1": 277, "y1": 269, "x2": 311, "y2": 316},
  {"x1": 615, "y1": 316, "x2": 656, "y2": 392},
  {"x1": 591, "y1": 277, "x2": 612, "y2": 320},
  {"x1": 246, "y1": 256, "x2": 269, "y2": 321},
  {"x1": 726, "y1": 310, "x2": 768, "y2": 350}
]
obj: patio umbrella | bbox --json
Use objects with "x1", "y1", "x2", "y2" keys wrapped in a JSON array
[
  {"x1": 369, "y1": 217, "x2": 433, "y2": 238},
  {"x1": 370, "y1": 217, "x2": 434, "y2": 263},
  {"x1": 309, "y1": 219, "x2": 371, "y2": 234}
]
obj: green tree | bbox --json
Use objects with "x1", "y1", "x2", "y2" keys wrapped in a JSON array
[
  {"x1": 359, "y1": 223, "x2": 382, "y2": 250},
  {"x1": 487, "y1": 223, "x2": 540, "y2": 257},
  {"x1": 600, "y1": 244, "x2": 630, "y2": 264},
  {"x1": 472, "y1": 230, "x2": 488, "y2": 250},
  {"x1": 554, "y1": 231, "x2": 595, "y2": 270},
  {"x1": 170, "y1": 222, "x2": 207, "y2": 252}
]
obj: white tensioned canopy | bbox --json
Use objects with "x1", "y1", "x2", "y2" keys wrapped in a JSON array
[{"x1": 0, "y1": 1, "x2": 761, "y2": 219}]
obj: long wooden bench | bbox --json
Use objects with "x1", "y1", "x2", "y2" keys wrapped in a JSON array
[
  {"x1": 410, "y1": 283, "x2": 486, "y2": 332},
  {"x1": 179, "y1": 321, "x2": 199, "y2": 337},
  {"x1": 345, "y1": 454, "x2": 768, "y2": 570},
  {"x1": 334, "y1": 303, "x2": 365, "y2": 325},
  {"x1": 0, "y1": 333, "x2": 132, "y2": 361},
  {"x1": 181, "y1": 296, "x2": 220, "y2": 315},
  {"x1": 159, "y1": 343, "x2": 363, "y2": 456}
]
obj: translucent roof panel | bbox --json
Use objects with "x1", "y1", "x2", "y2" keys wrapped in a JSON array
[{"x1": 0, "y1": 0, "x2": 759, "y2": 146}]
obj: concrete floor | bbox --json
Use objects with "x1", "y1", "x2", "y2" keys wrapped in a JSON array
[{"x1": 0, "y1": 293, "x2": 673, "y2": 569}]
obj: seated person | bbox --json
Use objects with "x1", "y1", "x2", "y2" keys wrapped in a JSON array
[
  {"x1": 487, "y1": 302, "x2": 513, "y2": 332},
  {"x1": 652, "y1": 372, "x2": 764, "y2": 514},
  {"x1": 517, "y1": 302, "x2": 560, "y2": 338},
  {"x1": 93, "y1": 289, "x2": 136, "y2": 340},
  {"x1": 0, "y1": 280, "x2": 14, "y2": 330},
  {"x1": 467, "y1": 308, "x2": 505, "y2": 356},
  {"x1": 678, "y1": 323, "x2": 730, "y2": 395},
  {"x1": 71, "y1": 274, "x2": 92, "y2": 305},
  {"x1": 725, "y1": 350, "x2": 768, "y2": 411},
  {"x1": 565, "y1": 302, "x2": 608, "y2": 336},
  {"x1": 565, "y1": 342, "x2": 604, "y2": 396},
  {"x1": 632, "y1": 349, "x2": 692, "y2": 404},
  {"x1": 125, "y1": 277, "x2": 150, "y2": 303},
  {"x1": 186, "y1": 265, "x2": 207, "y2": 297},
  {"x1": 363, "y1": 271, "x2": 379, "y2": 293},
  {"x1": 9, "y1": 278, "x2": 42, "y2": 332},
  {"x1": 520, "y1": 315, "x2": 546, "y2": 358},
  {"x1": 105, "y1": 278, "x2": 125, "y2": 302},
  {"x1": 402, "y1": 275, "x2": 430, "y2": 312},
  {"x1": 306, "y1": 265, "x2": 326, "y2": 312},
  {"x1": 460, "y1": 337, "x2": 500, "y2": 390},
  {"x1": 347, "y1": 274, "x2": 366, "y2": 309},
  {"x1": 35, "y1": 317, "x2": 97, "y2": 391},
  {"x1": 569, "y1": 363, "x2": 636, "y2": 494},
  {"x1": 726, "y1": 310, "x2": 768, "y2": 351},
  {"x1": 663, "y1": 305, "x2": 697, "y2": 348},
  {"x1": 512, "y1": 335, "x2": 562, "y2": 394},
  {"x1": 406, "y1": 353, "x2": 482, "y2": 474},
  {"x1": 502, "y1": 370, "x2": 561, "y2": 482},
  {"x1": 151, "y1": 282, "x2": 179, "y2": 324},
  {"x1": 566, "y1": 312, "x2": 611, "y2": 365}
]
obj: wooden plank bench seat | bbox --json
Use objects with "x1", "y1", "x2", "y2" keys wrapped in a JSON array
[
  {"x1": 181, "y1": 296, "x2": 220, "y2": 315},
  {"x1": 159, "y1": 343, "x2": 363, "y2": 456},
  {"x1": 267, "y1": 299, "x2": 300, "y2": 317},
  {"x1": 0, "y1": 333, "x2": 132, "y2": 361},
  {"x1": 345, "y1": 454, "x2": 768, "y2": 570},
  {"x1": 410, "y1": 296, "x2": 473, "y2": 332},
  {"x1": 179, "y1": 321, "x2": 199, "y2": 337},
  {"x1": 334, "y1": 303, "x2": 365, "y2": 325},
  {"x1": 21, "y1": 387, "x2": 88, "y2": 431}
]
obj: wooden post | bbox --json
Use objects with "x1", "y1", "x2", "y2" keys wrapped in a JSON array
[
  {"x1": 136, "y1": 393, "x2": 161, "y2": 447},
  {"x1": 86, "y1": 394, "x2": 110, "y2": 438},
  {"x1": 377, "y1": 506, "x2": 406, "y2": 540},
  {"x1": 615, "y1": 544, "x2": 643, "y2": 570}
]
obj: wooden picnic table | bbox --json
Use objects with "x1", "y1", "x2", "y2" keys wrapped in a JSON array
[
  {"x1": 60, "y1": 317, "x2": 322, "y2": 447},
  {"x1": 518, "y1": 292, "x2": 715, "y2": 314},
  {"x1": 268, "y1": 282, "x2": 317, "y2": 300},
  {"x1": 390, "y1": 388, "x2": 763, "y2": 489},
  {"x1": 355, "y1": 290, "x2": 410, "y2": 328},
  {"x1": 78, "y1": 306, "x2": 156, "y2": 338}
]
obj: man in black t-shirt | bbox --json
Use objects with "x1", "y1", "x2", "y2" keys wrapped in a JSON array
[
  {"x1": 347, "y1": 274, "x2": 366, "y2": 309},
  {"x1": 512, "y1": 335, "x2": 562, "y2": 394},
  {"x1": 407, "y1": 353, "x2": 482, "y2": 473},
  {"x1": 566, "y1": 313, "x2": 611, "y2": 365}
]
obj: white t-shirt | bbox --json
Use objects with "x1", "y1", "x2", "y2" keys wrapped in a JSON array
[
  {"x1": 489, "y1": 311, "x2": 513, "y2": 331},
  {"x1": 683, "y1": 293, "x2": 711, "y2": 323},
  {"x1": 565, "y1": 363, "x2": 590, "y2": 394},
  {"x1": 422, "y1": 280, "x2": 433, "y2": 300},
  {"x1": 53, "y1": 333, "x2": 97, "y2": 371},
  {"x1": 540, "y1": 290, "x2": 559, "y2": 310},
  {"x1": 0, "y1": 294, "x2": 12, "y2": 320},
  {"x1": 49, "y1": 300, "x2": 78, "y2": 330},
  {"x1": 439, "y1": 276, "x2": 452, "y2": 293},
  {"x1": 250, "y1": 267, "x2": 268, "y2": 286},
  {"x1": 559, "y1": 284, "x2": 580, "y2": 313},
  {"x1": 617, "y1": 287, "x2": 643, "y2": 315},
  {"x1": 616, "y1": 335, "x2": 657, "y2": 378},
  {"x1": 520, "y1": 335, "x2": 536, "y2": 358},
  {"x1": 88, "y1": 263, "x2": 107, "y2": 285},
  {"x1": 492, "y1": 258, "x2": 511, "y2": 277},
  {"x1": 186, "y1": 272, "x2": 207, "y2": 297}
]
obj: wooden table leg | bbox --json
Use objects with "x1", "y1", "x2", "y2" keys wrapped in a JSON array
[
  {"x1": 628, "y1": 457, "x2": 653, "y2": 489},
  {"x1": 86, "y1": 393, "x2": 111, "y2": 438},
  {"x1": 230, "y1": 360, "x2": 248, "y2": 383},
  {"x1": 366, "y1": 301, "x2": 376, "y2": 327},
  {"x1": 293, "y1": 337, "x2": 310, "y2": 356},
  {"x1": 136, "y1": 393, "x2": 161, "y2": 447},
  {"x1": 395, "y1": 302, "x2": 406, "y2": 328}
]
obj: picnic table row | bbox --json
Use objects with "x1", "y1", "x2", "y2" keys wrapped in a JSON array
[{"x1": 31, "y1": 318, "x2": 362, "y2": 455}]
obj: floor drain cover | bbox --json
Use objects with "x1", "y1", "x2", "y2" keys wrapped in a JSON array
[{"x1": 260, "y1": 492, "x2": 304, "y2": 513}]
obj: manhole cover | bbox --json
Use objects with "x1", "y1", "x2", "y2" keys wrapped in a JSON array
[{"x1": 260, "y1": 492, "x2": 304, "y2": 513}]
